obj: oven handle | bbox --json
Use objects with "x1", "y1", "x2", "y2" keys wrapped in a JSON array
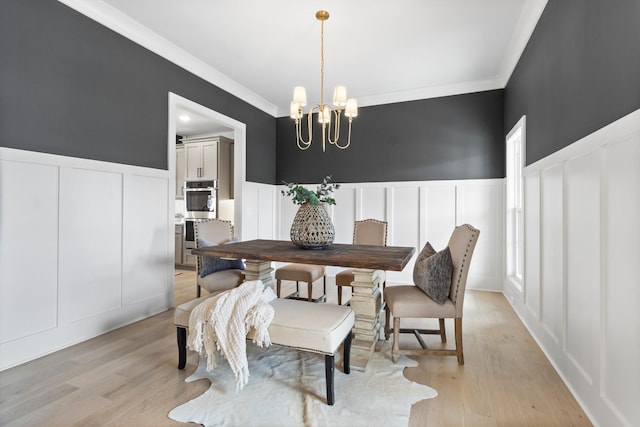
[{"x1": 184, "y1": 187, "x2": 215, "y2": 192}]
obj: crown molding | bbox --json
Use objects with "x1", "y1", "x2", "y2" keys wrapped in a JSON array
[
  {"x1": 57, "y1": 0, "x2": 278, "y2": 117},
  {"x1": 496, "y1": 0, "x2": 548, "y2": 86}
]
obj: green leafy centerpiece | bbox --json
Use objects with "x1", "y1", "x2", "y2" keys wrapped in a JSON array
[{"x1": 282, "y1": 176, "x2": 340, "y2": 249}]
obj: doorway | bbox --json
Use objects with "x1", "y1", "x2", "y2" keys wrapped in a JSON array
[{"x1": 168, "y1": 93, "x2": 247, "y2": 237}]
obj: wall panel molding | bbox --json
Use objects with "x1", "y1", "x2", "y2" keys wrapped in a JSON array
[
  {"x1": 274, "y1": 178, "x2": 503, "y2": 290},
  {"x1": 506, "y1": 108, "x2": 640, "y2": 427},
  {"x1": 0, "y1": 148, "x2": 173, "y2": 370}
]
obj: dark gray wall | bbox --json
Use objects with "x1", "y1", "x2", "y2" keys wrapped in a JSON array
[
  {"x1": 0, "y1": 0, "x2": 276, "y2": 184},
  {"x1": 276, "y1": 90, "x2": 505, "y2": 184},
  {"x1": 505, "y1": 0, "x2": 640, "y2": 165}
]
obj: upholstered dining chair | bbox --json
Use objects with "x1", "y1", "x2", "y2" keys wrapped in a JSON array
[
  {"x1": 384, "y1": 224, "x2": 480, "y2": 364},
  {"x1": 335, "y1": 219, "x2": 388, "y2": 305},
  {"x1": 194, "y1": 219, "x2": 245, "y2": 297},
  {"x1": 275, "y1": 263, "x2": 326, "y2": 302}
]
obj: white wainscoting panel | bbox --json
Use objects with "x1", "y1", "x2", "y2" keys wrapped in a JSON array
[
  {"x1": 0, "y1": 148, "x2": 173, "y2": 371},
  {"x1": 240, "y1": 181, "x2": 277, "y2": 241},
  {"x1": 524, "y1": 171, "x2": 541, "y2": 319},
  {"x1": 565, "y1": 152, "x2": 600, "y2": 386},
  {"x1": 540, "y1": 164, "x2": 564, "y2": 345},
  {"x1": 360, "y1": 187, "x2": 387, "y2": 222},
  {"x1": 122, "y1": 174, "x2": 171, "y2": 305},
  {"x1": 424, "y1": 184, "x2": 457, "y2": 250},
  {"x1": 0, "y1": 160, "x2": 59, "y2": 343},
  {"x1": 602, "y1": 135, "x2": 640, "y2": 425},
  {"x1": 507, "y1": 108, "x2": 640, "y2": 427},
  {"x1": 275, "y1": 179, "x2": 503, "y2": 290},
  {"x1": 332, "y1": 187, "x2": 357, "y2": 244},
  {"x1": 457, "y1": 180, "x2": 504, "y2": 290},
  {"x1": 58, "y1": 167, "x2": 124, "y2": 323}
]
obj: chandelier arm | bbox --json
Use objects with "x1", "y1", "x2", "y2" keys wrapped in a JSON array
[
  {"x1": 327, "y1": 109, "x2": 340, "y2": 145},
  {"x1": 333, "y1": 118, "x2": 352, "y2": 149},
  {"x1": 295, "y1": 114, "x2": 312, "y2": 150}
]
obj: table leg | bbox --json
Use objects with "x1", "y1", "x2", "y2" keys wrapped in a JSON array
[
  {"x1": 243, "y1": 259, "x2": 274, "y2": 289},
  {"x1": 349, "y1": 268, "x2": 384, "y2": 371}
]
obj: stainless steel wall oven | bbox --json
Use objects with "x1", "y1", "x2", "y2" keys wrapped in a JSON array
[{"x1": 184, "y1": 180, "x2": 217, "y2": 219}]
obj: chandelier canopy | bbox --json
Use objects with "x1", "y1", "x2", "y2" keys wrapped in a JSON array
[{"x1": 290, "y1": 10, "x2": 357, "y2": 152}]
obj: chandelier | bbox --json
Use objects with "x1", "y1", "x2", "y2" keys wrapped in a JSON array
[{"x1": 290, "y1": 10, "x2": 358, "y2": 152}]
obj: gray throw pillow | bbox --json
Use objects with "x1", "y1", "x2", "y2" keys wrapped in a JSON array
[
  {"x1": 413, "y1": 242, "x2": 453, "y2": 304},
  {"x1": 199, "y1": 237, "x2": 245, "y2": 278}
]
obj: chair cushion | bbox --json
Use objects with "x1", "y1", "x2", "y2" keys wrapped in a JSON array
[
  {"x1": 385, "y1": 285, "x2": 456, "y2": 319},
  {"x1": 335, "y1": 269, "x2": 355, "y2": 287},
  {"x1": 275, "y1": 263, "x2": 325, "y2": 283},
  {"x1": 174, "y1": 291, "x2": 224, "y2": 328},
  {"x1": 263, "y1": 298, "x2": 354, "y2": 354},
  {"x1": 413, "y1": 242, "x2": 453, "y2": 304},
  {"x1": 197, "y1": 269, "x2": 244, "y2": 293},
  {"x1": 199, "y1": 238, "x2": 245, "y2": 277}
]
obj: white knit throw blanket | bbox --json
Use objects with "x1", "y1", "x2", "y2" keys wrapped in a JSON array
[{"x1": 187, "y1": 280, "x2": 276, "y2": 392}]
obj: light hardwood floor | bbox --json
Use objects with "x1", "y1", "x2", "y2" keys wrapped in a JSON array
[{"x1": 0, "y1": 269, "x2": 591, "y2": 426}]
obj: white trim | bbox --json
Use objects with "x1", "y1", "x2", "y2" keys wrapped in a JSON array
[
  {"x1": 168, "y1": 93, "x2": 247, "y2": 238},
  {"x1": 496, "y1": 0, "x2": 549, "y2": 85},
  {"x1": 340, "y1": 79, "x2": 503, "y2": 113},
  {"x1": 505, "y1": 116, "x2": 526, "y2": 295}
]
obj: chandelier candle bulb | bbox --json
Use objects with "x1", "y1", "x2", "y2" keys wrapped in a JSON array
[
  {"x1": 293, "y1": 87, "x2": 307, "y2": 106},
  {"x1": 318, "y1": 108, "x2": 331, "y2": 124},
  {"x1": 333, "y1": 86, "x2": 347, "y2": 107},
  {"x1": 290, "y1": 102, "x2": 301, "y2": 119},
  {"x1": 345, "y1": 98, "x2": 358, "y2": 118}
]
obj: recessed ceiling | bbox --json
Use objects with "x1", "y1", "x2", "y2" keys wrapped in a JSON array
[{"x1": 65, "y1": 0, "x2": 548, "y2": 117}]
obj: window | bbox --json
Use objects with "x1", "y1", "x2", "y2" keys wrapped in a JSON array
[{"x1": 506, "y1": 116, "x2": 525, "y2": 291}]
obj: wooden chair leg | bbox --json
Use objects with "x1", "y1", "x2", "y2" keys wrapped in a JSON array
[
  {"x1": 323, "y1": 276, "x2": 327, "y2": 302},
  {"x1": 177, "y1": 327, "x2": 187, "y2": 369},
  {"x1": 196, "y1": 284, "x2": 201, "y2": 298},
  {"x1": 343, "y1": 332, "x2": 352, "y2": 375},
  {"x1": 455, "y1": 317, "x2": 464, "y2": 365},
  {"x1": 384, "y1": 306, "x2": 391, "y2": 339},
  {"x1": 439, "y1": 318, "x2": 447, "y2": 343},
  {"x1": 307, "y1": 281, "x2": 313, "y2": 302},
  {"x1": 337, "y1": 286, "x2": 343, "y2": 305},
  {"x1": 276, "y1": 279, "x2": 282, "y2": 298},
  {"x1": 392, "y1": 317, "x2": 400, "y2": 363},
  {"x1": 325, "y1": 354, "x2": 335, "y2": 405}
]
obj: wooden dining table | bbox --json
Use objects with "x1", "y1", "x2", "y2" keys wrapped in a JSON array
[{"x1": 192, "y1": 239, "x2": 415, "y2": 371}]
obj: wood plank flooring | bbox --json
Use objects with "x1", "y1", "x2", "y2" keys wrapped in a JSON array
[{"x1": 0, "y1": 269, "x2": 591, "y2": 426}]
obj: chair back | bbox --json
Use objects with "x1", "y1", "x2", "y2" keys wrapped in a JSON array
[
  {"x1": 353, "y1": 219, "x2": 388, "y2": 246},
  {"x1": 194, "y1": 219, "x2": 234, "y2": 274},
  {"x1": 447, "y1": 224, "x2": 480, "y2": 317}
]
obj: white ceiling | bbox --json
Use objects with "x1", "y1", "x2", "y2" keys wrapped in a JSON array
[
  {"x1": 64, "y1": 0, "x2": 548, "y2": 120},
  {"x1": 175, "y1": 104, "x2": 233, "y2": 136}
]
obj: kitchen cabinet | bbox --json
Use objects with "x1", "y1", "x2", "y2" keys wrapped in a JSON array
[
  {"x1": 175, "y1": 145, "x2": 185, "y2": 198},
  {"x1": 180, "y1": 135, "x2": 233, "y2": 197},
  {"x1": 185, "y1": 140, "x2": 216, "y2": 181}
]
